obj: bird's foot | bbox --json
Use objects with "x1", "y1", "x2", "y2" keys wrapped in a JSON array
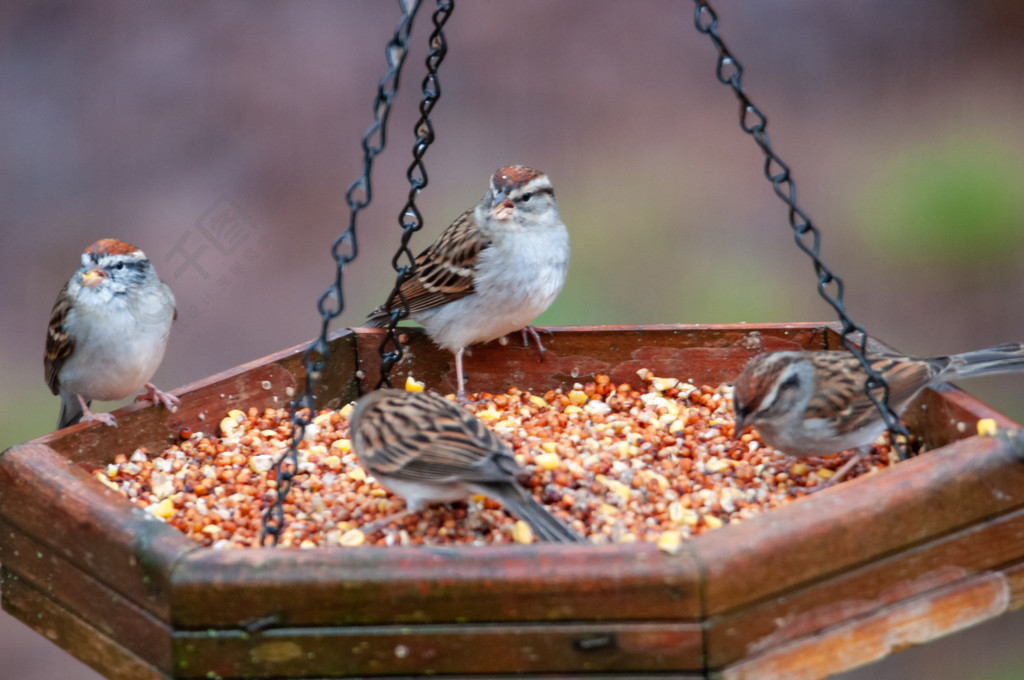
[
  {"x1": 78, "y1": 396, "x2": 118, "y2": 428},
  {"x1": 520, "y1": 325, "x2": 549, "y2": 362},
  {"x1": 136, "y1": 383, "x2": 181, "y2": 412}
]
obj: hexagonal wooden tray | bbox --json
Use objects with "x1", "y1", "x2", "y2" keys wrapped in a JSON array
[{"x1": 2, "y1": 323, "x2": 1023, "y2": 679}]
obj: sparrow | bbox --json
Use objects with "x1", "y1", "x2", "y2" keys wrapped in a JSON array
[
  {"x1": 349, "y1": 389, "x2": 584, "y2": 543},
  {"x1": 365, "y1": 165, "x2": 570, "y2": 401},
  {"x1": 45, "y1": 238, "x2": 179, "y2": 429},
  {"x1": 732, "y1": 343, "x2": 1024, "y2": 483}
]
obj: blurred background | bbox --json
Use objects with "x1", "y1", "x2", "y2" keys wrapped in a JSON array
[{"x1": 2, "y1": 1, "x2": 1024, "y2": 678}]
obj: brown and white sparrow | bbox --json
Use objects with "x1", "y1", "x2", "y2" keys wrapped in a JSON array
[
  {"x1": 45, "y1": 238, "x2": 179, "y2": 429},
  {"x1": 349, "y1": 389, "x2": 584, "y2": 543},
  {"x1": 365, "y1": 165, "x2": 570, "y2": 401},
  {"x1": 733, "y1": 343, "x2": 1024, "y2": 482}
]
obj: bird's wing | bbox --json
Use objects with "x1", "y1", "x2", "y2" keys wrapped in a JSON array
[
  {"x1": 805, "y1": 353, "x2": 932, "y2": 433},
  {"x1": 44, "y1": 283, "x2": 74, "y2": 396},
  {"x1": 366, "y1": 210, "x2": 487, "y2": 324},
  {"x1": 356, "y1": 390, "x2": 519, "y2": 486}
]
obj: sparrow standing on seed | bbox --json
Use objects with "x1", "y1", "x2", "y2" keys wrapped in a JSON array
[
  {"x1": 732, "y1": 343, "x2": 1024, "y2": 484},
  {"x1": 45, "y1": 238, "x2": 179, "y2": 429},
  {"x1": 349, "y1": 389, "x2": 584, "y2": 543},
  {"x1": 365, "y1": 165, "x2": 570, "y2": 401}
]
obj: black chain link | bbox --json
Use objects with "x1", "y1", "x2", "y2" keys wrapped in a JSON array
[
  {"x1": 260, "y1": 0, "x2": 425, "y2": 546},
  {"x1": 377, "y1": 0, "x2": 455, "y2": 388},
  {"x1": 690, "y1": 0, "x2": 911, "y2": 460}
]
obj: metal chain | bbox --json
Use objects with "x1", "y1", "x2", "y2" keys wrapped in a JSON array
[
  {"x1": 260, "y1": 0, "x2": 425, "y2": 546},
  {"x1": 690, "y1": 0, "x2": 911, "y2": 460},
  {"x1": 377, "y1": 0, "x2": 455, "y2": 388}
]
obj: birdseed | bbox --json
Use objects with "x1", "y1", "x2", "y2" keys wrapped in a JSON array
[{"x1": 95, "y1": 369, "x2": 907, "y2": 548}]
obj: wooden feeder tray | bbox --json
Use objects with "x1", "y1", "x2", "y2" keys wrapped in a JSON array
[{"x1": 3, "y1": 323, "x2": 1023, "y2": 679}]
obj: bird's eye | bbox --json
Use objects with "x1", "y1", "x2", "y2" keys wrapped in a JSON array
[
  {"x1": 779, "y1": 374, "x2": 800, "y2": 392},
  {"x1": 520, "y1": 192, "x2": 533, "y2": 202},
  {"x1": 113, "y1": 262, "x2": 125, "y2": 270}
]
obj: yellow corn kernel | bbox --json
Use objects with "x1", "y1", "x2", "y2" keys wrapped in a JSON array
[
  {"x1": 528, "y1": 395, "x2": 548, "y2": 408},
  {"x1": 705, "y1": 458, "x2": 731, "y2": 473},
  {"x1": 338, "y1": 402, "x2": 355, "y2": 420},
  {"x1": 535, "y1": 452, "x2": 561, "y2": 471},
  {"x1": 563, "y1": 405, "x2": 583, "y2": 415},
  {"x1": 512, "y1": 521, "x2": 535, "y2": 544},
  {"x1": 339, "y1": 529, "x2": 365, "y2": 547},
  {"x1": 567, "y1": 390, "x2": 588, "y2": 406},
  {"x1": 607, "y1": 480, "x2": 632, "y2": 503},
  {"x1": 149, "y1": 497, "x2": 176, "y2": 519},
  {"x1": 651, "y1": 376, "x2": 679, "y2": 393},
  {"x1": 977, "y1": 418, "x2": 998, "y2": 437},
  {"x1": 704, "y1": 515, "x2": 723, "y2": 530},
  {"x1": 219, "y1": 417, "x2": 240, "y2": 437},
  {"x1": 657, "y1": 531, "x2": 683, "y2": 555},
  {"x1": 404, "y1": 376, "x2": 425, "y2": 392},
  {"x1": 347, "y1": 467, "x2": 367, "y2": 481}
]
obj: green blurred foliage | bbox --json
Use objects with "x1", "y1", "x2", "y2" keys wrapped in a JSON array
[
  {"x1": 0, "y1": 390, "x2": 57, "y2": 452},
  {"x1": 857, "y1": 136, "x2": 1024, "y2": 266}
]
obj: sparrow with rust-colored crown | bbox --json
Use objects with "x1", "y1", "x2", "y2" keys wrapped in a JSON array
[
  {"x1": 45, "y1": 238, "x2": 179, "y2": 429},
  {"x1": 366, "y1": 165, "x2": 569, "y2": 401}
]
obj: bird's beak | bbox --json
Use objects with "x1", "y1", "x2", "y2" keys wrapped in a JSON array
[
  {"x1": 80, "y1": 268, "x2": 106, "y2": 288},
  {"x1": 490, "y1": 192, "x2": 514, "y2": 221},
  {"x1": 733, "y1": 413, "x2": 745, "y2": 435}
]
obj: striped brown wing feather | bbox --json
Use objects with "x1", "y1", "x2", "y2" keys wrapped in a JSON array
[
  {"x1": 367, "y1": 211, "x2": 487, "y2": 323},
  {"x1": 805, "y1": 353, "x2": 934, "y2": 434},
  {"x1": 44, "y1": 283, "x2": 73, "y2": 395},
  {"x1": 358, "y1": 391, "x2": 513, "y2": 485}
]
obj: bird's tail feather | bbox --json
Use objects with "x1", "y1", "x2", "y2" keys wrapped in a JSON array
[
  {"x1": 502, "y1": 487, "x2": 585, "y2": 543},
  {"x1": 57, "y1": 393, "x2": 85, "y2": 429},
  {"x1": 947, "y1": 342, "x2": 1024, "y2": 379},
  {"x1": 363, "y1": 308, "x2": 388, "y2": 328}
]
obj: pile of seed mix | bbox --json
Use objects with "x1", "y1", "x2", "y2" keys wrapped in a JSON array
[{"x1": 95, "y1": 370, "x2": 905, "y2": 549}]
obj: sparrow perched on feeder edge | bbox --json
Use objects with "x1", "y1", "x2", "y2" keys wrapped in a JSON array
[
  {"x1": 45, "y1": 238, "x2": 179, "y2": 429},
  {"x1": 732, "y1": 343, "x2": 1024, "y2": 485},
  {"x1": 365, "y1": 165, "x2": 570, "y2": 401},
  {"x1": 349, "y1": 388, "x2": 585, "y2": 543}
]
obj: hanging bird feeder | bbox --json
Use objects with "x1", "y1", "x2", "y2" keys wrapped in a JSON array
[{"x1": 3, "y1": 2, "x2": 1024, "y2": 679}]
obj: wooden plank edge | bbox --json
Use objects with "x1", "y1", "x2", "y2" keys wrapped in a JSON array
[
  {"x1": 0, "y1": 517, "x2": 173, "y2": 671},
  {"x1": 172, "y1": 621, "x2": 704, "y2": 678},
  {"x1": 351, "y1": 322, "x2": 837, "y2": 397},
  {"x1": 712, "y1": 569, "x2": 1012, "y2": 680},
  {"x1": 2, "y1": 567, "x2": 170, "y2": 680},
  {"x1": 170, "y1": 541, "x2": 703, "y2": 628},
  {"x1": 0, "y1": 443, "x2": 198, "y2": 620},
  {"x1": 705, "y1": 501, "x2": 1024, "y2": 667}
]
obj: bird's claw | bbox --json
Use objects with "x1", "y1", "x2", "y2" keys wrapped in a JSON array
[
  {"x1": 136, "y1": 383, "x2": 181, "y2": 412},
  {"x1": 520, "y1": 325, "x2": 548, "y2": 362}
]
